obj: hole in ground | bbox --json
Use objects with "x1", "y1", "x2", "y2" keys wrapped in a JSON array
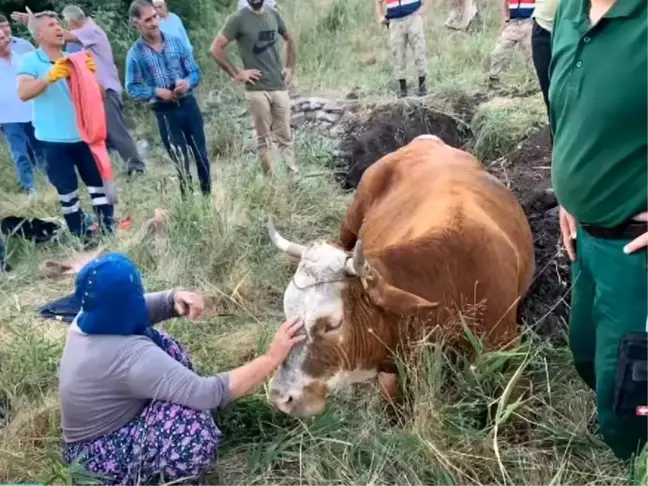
[
  {"x1": 332, "y1": 104, "x2": 569, "y2": 342},
  {"x1": 332, "y1": 103, "x2": 474, "y2": 190}
]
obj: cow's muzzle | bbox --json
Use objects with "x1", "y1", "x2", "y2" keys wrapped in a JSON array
[{"x1": 268, "y1": 381, "x2": 328, "y2": 417}]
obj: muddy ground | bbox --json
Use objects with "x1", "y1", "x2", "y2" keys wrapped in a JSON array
[{"x1": 332, "y1": 103, "x2": 570, "y2": 342}]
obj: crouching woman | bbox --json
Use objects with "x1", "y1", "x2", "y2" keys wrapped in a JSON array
[{"x1": 59, "y1": 252, "x2": 303, "y2": 485}]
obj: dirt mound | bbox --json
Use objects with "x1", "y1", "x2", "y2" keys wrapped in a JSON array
[
  {"x1": 333, "y1": 103, "x2": 473, "y2": 189},
  {"x1": 333, "y1": 107, "x2": 569, "y2": 341},
  {"x1": 488, "y1": 127, "x2": 570, "y2": 341}
]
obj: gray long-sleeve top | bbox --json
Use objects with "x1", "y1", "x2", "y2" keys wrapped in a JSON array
[{"x1": 59, "y1": 290, "x2": 231, "y2": 444}]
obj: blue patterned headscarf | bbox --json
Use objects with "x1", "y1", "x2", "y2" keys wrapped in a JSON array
[{"x1": 75, "y1": 252, "x2": 164, "y2": 349}]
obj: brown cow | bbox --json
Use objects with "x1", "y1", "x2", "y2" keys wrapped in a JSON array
[{"x1": 267, "y1": 134, "x2": 535, "y2": 417}]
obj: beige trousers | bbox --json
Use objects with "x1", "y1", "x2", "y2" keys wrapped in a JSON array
[
  {"x1": 390, "y1": 12, "x2": 428, "y2": 79},
  {"x1": 245, "y1": 90, "x2": 297, "y2": 175},
  {"x1": 489, "y1": 19, "x2": 533, "y2": 79}
]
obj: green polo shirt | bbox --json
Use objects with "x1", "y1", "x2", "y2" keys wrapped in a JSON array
[{"x1": 549, "y1": 0, "x2": 647, "y2": 228}]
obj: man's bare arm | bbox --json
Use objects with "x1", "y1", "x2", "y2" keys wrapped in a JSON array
[
  {"x1": 18, "y1": 74, "x2": 49, "y2": 102},
  {"x1": 501, "y1": 0, "x2": 510, "y2": 23},
  {"x1": 282, "y1": 31, "x2": 296, "y2": 71},
  {"x1": 375, "y1": 0, "x2": 386, "y2": 22},
  {"x1": 63, "y1": 30, "x2": 80, "y2": 44},
  {"x1": 210, "y1": 35, "x2": 239, "y2": 79}
]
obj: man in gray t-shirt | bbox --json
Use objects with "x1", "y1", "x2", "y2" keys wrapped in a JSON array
[
  {"x1": 59, "y1": 5, "x2": 146, "y2": 176},
  {"x1": 238, "y1": 0, "x2": 277, "y2": 10},
  {"x1": 212, "y1": 0, "x2": 298, "y2": 176}
]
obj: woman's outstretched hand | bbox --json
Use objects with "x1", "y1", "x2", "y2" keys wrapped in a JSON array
[{"x1": 173, "y1": 290, "x2": 205, "y2": 320}]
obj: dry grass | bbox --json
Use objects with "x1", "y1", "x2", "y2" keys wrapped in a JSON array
[{"x1": 0, "y1": 0, "x2": 642, "y2": 484}]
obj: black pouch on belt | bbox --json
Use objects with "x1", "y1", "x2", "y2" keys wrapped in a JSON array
[{"x1": 613, "y1": 332, "x2": 648, "y2": 417}]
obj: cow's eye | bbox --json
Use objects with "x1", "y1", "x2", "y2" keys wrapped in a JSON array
[
  {"x1": 324, "y1": 319, "x2": 343, "y2": 333},
  {"x1": 313, "y1": 317, "x2": 342, "y2": 336}
]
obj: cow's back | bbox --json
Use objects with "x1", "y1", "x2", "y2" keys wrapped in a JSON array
[{"x1": 341, "y1": 138, "x2": 535, "y2": 348}]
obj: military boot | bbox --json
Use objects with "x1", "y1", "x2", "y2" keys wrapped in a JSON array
[
  {"x1": 398, "y1": 79, "x2": 407, "y2": 98},
  {"x1": 418, "y1": 76, "x2": 427, "y2": 96}
]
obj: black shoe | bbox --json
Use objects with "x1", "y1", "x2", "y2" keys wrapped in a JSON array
[
  {"x1": 0, "y1": 261, "x2": 12, "y2": 273},
  {"x1": 398, "y1": 79, "x2": 407, "y2": 98},
  {"x1": 488, "y1": 75, "x2": 501, "y2": 90},
  {"x1": 418, "y1": 76, "x2": 427, "y2": 96},
  {"x1": 127, "y1": 168, "x2": 145, "y2": 179}
]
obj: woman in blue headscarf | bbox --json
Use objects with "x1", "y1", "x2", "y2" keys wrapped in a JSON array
[{"x1": 59, "y1": 252, "x2": 303, "y2": 485}]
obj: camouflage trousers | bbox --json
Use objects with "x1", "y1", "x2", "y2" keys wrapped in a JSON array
[
  {"x1": 389, "y1": 13, "x2": 428, "y2": 79},
  {"x1": 489, "y1": 19, "x2": 532, "y2": 79}
]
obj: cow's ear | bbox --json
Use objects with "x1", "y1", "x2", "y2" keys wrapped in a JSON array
[{"x1": 363, "y1": 271, "x2": 439, "y2": 314}]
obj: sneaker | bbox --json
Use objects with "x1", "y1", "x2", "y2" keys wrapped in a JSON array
[{"x1": 128, "y1": 168, "x2": 145, "y2": 176}]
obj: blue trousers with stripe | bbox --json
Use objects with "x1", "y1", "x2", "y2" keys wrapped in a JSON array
[{"x1": 40, "y1": 141, "x2": 114, "y2": 237}]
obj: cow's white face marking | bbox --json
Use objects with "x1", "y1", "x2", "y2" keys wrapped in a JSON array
[
  {"x1": 282, "y1": 242, "x2": 347, "y2": 339},
  {"x1": 270, "y1": 241, "x2": 363, "y2": 416}
]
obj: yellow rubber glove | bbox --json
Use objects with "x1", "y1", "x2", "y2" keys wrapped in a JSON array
[
  {"x1": 47, "y1": 58, "x2": 71, "y2": 83},
  {"x1": 86, "y1": 52, "x2": 96, "y2": 73}
]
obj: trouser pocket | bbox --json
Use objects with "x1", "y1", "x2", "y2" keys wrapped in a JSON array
[{"x1": 613, "y1": 332, "x2": 648, "y2": 417}]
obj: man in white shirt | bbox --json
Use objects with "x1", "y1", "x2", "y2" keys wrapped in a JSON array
[
  {"x1": 151, "y1": 0, "x2": 193, "y2": 53},
  {"x1": 0, "y1": 13, "x2": 34, "y2": 52},
  {"x1": 0, "y1": 19, "x2": 43, "y2": 194}
]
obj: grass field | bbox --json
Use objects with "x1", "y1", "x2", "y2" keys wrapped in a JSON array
[{"x1": 0, "y1": 0, "x2": 644, "y2": 484}]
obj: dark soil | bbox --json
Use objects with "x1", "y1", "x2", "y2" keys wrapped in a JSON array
[
  {"x1": 333, "y1": 106, "x2": 570, "y2": 342},
  {"x1": 487, "y1": 127, "x2": 570, "y2": 341},
  {"x1": 334, "y1": 103, "x2": 474, "y2": 189}
]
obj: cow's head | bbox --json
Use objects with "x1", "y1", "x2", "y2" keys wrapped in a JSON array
[{"x1": 266, "y1": 219, "x2": 438, "y2": 417}]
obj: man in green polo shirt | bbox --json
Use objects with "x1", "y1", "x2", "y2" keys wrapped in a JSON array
[{"x1": 549, "y1": 0, "x2": 647, "y2": 461}]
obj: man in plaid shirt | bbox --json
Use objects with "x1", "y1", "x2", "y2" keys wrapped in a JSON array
[{"x1": 125, "y1": 0, "x2": 211, "y2": 199}]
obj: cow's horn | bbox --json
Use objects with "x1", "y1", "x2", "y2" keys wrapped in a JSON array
[
  {"x1": 346, "y1": 240, "x2": 371, "y2": 277},
  {"x1": 267, "y1": 217, "x2": 306, "y2": 259}
]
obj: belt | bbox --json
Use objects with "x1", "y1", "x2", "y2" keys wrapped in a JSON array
[
  {"x1": 581, "y1": 220, "x2": 646, "y2": 240},
  {"x1": 150, "y1": 94, "x2": 193, "y2": 113}
]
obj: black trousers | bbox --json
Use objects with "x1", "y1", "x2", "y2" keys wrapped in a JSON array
[
  {"x1": 153, "y1": 95, "x2": 212, "y2": 199},
  {"x1": 531, "y1": 19, "x2": 552, "y2": 118}
]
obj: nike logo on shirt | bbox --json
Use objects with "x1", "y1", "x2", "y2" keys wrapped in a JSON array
[{"x1": 252, "y1": 40, "x2": 277, "y2": 55}]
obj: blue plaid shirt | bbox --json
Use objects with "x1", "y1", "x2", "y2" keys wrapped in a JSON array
[{"x1": 125, "y1": 33, "x2": 201, "y2": 103}]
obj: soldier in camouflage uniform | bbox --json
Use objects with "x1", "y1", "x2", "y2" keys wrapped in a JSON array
[
  {"x1": 375, "y1": 0, "x2": 429, "y2": 98},
  {"x1": 445, "y1": 0, "x2": 479, "y2": 30},
  {"x1": 488, "y1": 0, "x2": 534, "y2": 87}
]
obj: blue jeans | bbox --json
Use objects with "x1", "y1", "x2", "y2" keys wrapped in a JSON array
[
  {"x1": 40, "y1": 141, "x2": 114, "y2": 237},
  {"x1": 0, "y1": 122, "x2": 45, "y2": 192},
  {"x1": 154, "y1": 95, "x2": 211, "y2": 198}
]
